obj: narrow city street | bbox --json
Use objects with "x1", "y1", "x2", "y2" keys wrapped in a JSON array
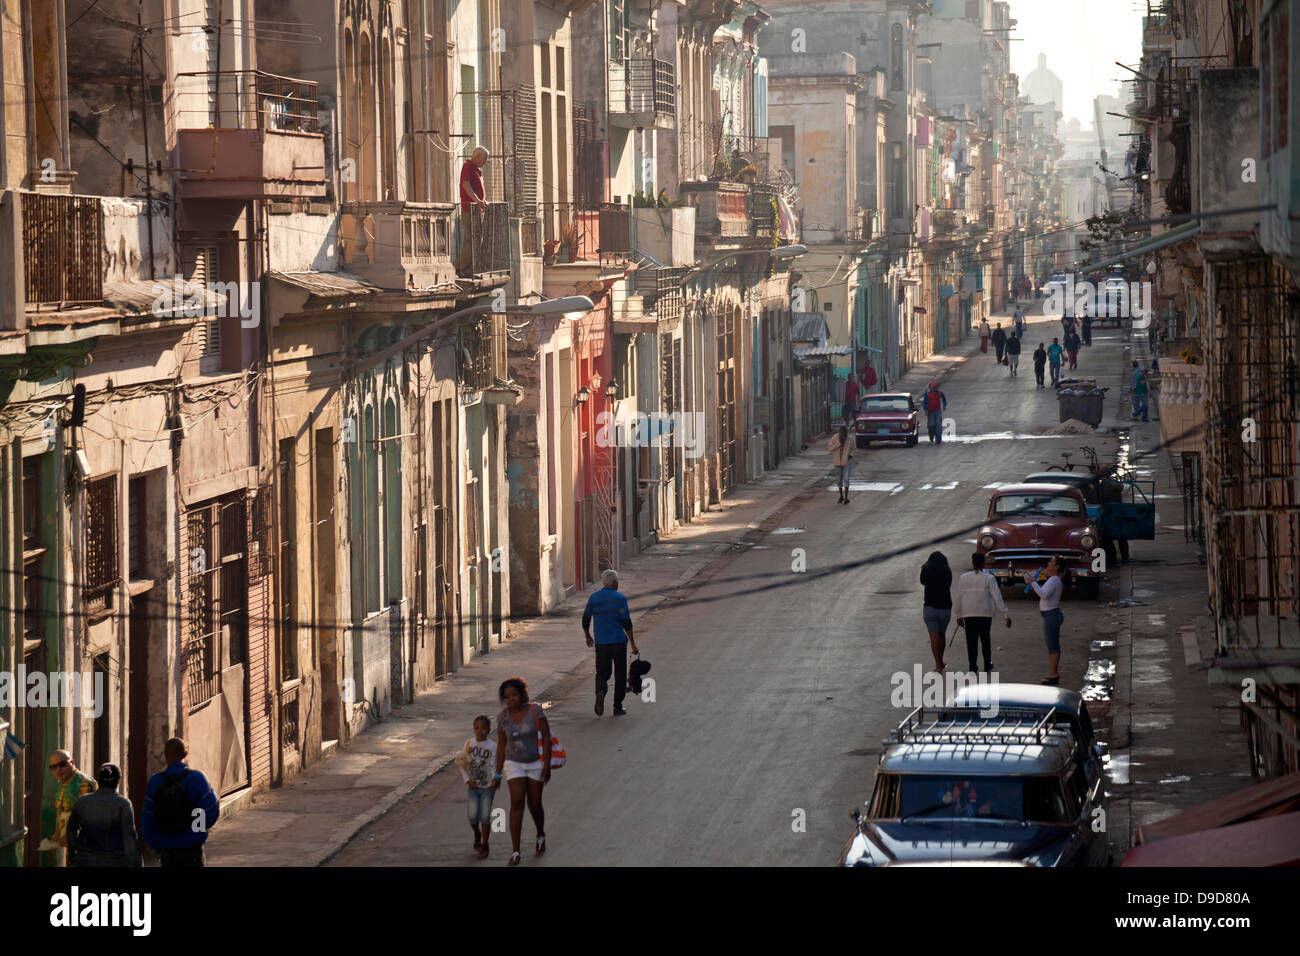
[{"x1": 330, "y1": 312, "x2": 1138, "y2": 866}]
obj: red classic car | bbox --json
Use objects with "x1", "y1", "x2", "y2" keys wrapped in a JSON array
[
  {"x1": 975, "y1": 483, "x2": 1102, "y2": 599},
  {"x1": 854, "y1": 393, "x2": 919, "y2": 448}
]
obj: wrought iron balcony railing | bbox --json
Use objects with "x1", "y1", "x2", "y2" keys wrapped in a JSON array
[
  {"x1": 609, "y1": 57, "x2": 676, "y2": 119},
  {"x1": 536, "y1": 202, "x2": 631, "y2": 266},
  {"x1": 174, "y1": 70, "x2": 320, "y2": 133}
]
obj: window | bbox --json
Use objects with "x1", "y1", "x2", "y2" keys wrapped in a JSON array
[
  {"x1": 127, "y1": 476, "x2": 146, "y2": 578},
  {"x1": 889, "y1": 142, "x2": 905, "y2": 216},
  {"x1": 1275, "y1": 10, "x2": 1289, "y2": 151},
  {"x1": 84, "y1": 476, "x2": 119, "y2": 614},
  {"x1": 277, "y1": 439, "x2": 299, "y2": 683},
  {"x1": 891, "y1": 23, "x2": 904, "y2": 91},
  {"x1": 608, "y1": 0, "x2": 628, "y2": 61},
  {"x1": 184, "y1": 494, "x2": 248, "y2": 709},
  {"x1": 22, "y1": 457, "x2": 46, "y2": 646}
]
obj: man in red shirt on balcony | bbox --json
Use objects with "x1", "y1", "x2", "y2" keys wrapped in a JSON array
[{"x1": 457, "y1": 146, "x2": 489, "y2": 273}]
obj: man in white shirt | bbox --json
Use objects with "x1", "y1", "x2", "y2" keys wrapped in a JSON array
[{"x1": 953, "y1": 552, "x2": 1011, "y2": 673}]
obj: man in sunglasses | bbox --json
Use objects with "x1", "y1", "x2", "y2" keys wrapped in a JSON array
[{"x1": 49, "y1": 749, "x2": 96, "y2": 865}]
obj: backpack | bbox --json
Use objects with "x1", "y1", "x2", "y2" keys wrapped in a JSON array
[{"x1": 154, "y1": 769, "x2": 193, "y2": 836}]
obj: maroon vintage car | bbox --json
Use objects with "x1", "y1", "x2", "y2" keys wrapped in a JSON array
[
  {"x1": 975, "y1": 483, "x2": 1102, "y2": 598},
  {"x1": 854, "y1": 393, "x2": 919, "y2": 448}
]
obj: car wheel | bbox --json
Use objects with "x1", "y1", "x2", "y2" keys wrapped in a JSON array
[
  {"x1": 856, "y1": 438, "x2": 868, "y2": 449},
  {"x1": 906, "y1": 435, "x2": 918, "y2": 447}
]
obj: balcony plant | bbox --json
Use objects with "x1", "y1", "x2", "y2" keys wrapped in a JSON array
[{"x1": 543, "y1": 238, "x2": 560, "y2": 265}]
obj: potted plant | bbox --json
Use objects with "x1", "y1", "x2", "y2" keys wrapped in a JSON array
[
  {"x1": 558, "y1": 220, "x2": 579, "y2": 262},
  {"x1": 543, "y1": 238, "x2": 560, "y2": 265}
]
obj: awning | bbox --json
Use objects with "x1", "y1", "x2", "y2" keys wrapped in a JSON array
[
  {"x1": 1080, "y1": 221, "x2": 1200, "y2": 275},
  {"x1": 1134, "y1": 772, "x2": 1300, "y2": 845},
  {"x1": 268, "y1": 270, "x2": 380, "y2": 298},
  {"x1": 793, "y1": 345, "x2": 854, "y2": 358},
  {"x1": 1122, "y1": 808, "x2": 1300, "y2": 866}
]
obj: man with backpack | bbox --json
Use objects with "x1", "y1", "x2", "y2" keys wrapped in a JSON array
[
  {"x1": 141, "y1": 737, "x2": 220, "y2": 867},
  {"x1": 922, "y1": 381, "x2": 947, "y2": 444}
]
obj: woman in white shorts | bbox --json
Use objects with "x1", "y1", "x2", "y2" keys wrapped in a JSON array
[{"x1": 492, "y1": 677, "x2": 552, "y2": 865}]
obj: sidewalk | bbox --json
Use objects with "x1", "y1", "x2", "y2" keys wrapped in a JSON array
[
  {"x1": 204, "y1": 329, "x2": 995, "y2": 865},
  {"x1": 1089, "y1": 331, "x2": 1253, "y2": 855}
]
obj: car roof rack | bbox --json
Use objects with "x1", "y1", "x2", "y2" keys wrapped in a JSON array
[{"x1": 887, "y1": 706, "x2": 1072, "y2": 748}]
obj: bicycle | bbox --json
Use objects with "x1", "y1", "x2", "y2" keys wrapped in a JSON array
[{"x1": 1045, "y1": 451, "x2": 1079, "y2": 472}]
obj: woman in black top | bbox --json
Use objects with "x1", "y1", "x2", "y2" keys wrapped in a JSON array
[{"x1": 919, "y1": 552, "x2": 953, "y2": 671}]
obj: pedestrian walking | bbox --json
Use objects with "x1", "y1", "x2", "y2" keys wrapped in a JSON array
[
  {"x1": 1005, "y1": 334, "x2": 1021, "y2": 376},
  {"x1": 978, "y1": 318, "x2": 990, "y2": 354},
  {"x1": 458, "y1": 716, "x2": 498, "y2": 859},
  {"x1": 953, "y1": 553, "x2": 1011, "y2": 673},
  {"x1": 1023, "y1": 557, "x2": 1065, "y2": 685},
  {"x1": 919, "y1": 552, "x2": 952, "y2": 671},
  {"x1": 828, "y1": 425, "x2": 854, "y2": 503},
  {"x1": 1047, "y1": 338, "x2": 1064, "y2": 386},
  {"x1": 48, "y1": 749, "x2": 95, "y2": 865},
  {"x1": 1032, "y1": 343, "x2": 1047, "y2": 389},
  {"x1": 583, "y1": 569, "x2": 639, "y2": 715},
  {"x1": 1133, "y1": 367, "x2": 1150, "y2": 422},
  {"x1": 1013, "y1": 304, "x2": 1026, "y2": 339},
  {"x1": 1081, "y1": 313, "x2": 1093, "y2": 346},
  {"x1": 922, "y1": 381, "x2": 947, "y2": 443},
  {"x1": 66, "y1": 764, "x2": 141, "y2": 867},
  {"x1": 859, "y1": 360, "x2": 878, "y2": 393},
  {"x1": 1099, "y1": 478, "x2": 1132, "y2": 566},
  {"x1": 140, "y1": 737, "x2": 220, "y2": 867},
  {"x1": 1129, "y1": 360, "x2": 1142, "y2": 417},
  {"x1": 843, "y1": 373, "x2": 861, "y2": 425},
  {"x1": 991, "y1": 323, "x2": 1007, "y2": 364},
  {"x1": 1064, "y1": 327, "x2": 1081, "y2": 370},
  {"x1": 492, "y1": 677, "x2": 551, "y2": 865}
]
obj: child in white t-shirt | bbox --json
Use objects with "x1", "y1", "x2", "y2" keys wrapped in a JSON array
[{"x1": 457, "y1": 716, "x2": 498, "y2": 858}]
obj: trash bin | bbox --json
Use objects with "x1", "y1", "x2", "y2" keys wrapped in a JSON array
[{"x1": 1057, "y1": 388, "x2": 1104, "y2": 426}]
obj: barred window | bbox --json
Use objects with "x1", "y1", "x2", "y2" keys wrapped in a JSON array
[{"x1": 84, "y1": 476, "x2": 118, "y2": 614}]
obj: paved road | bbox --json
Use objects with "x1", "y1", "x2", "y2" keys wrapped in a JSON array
[{"x1": 331, "y1": 314, "x2": 1133, "y2": 866}]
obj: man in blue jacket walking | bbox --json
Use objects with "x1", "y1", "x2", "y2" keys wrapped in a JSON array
[
  {"x1": 141, "y1": 737, "x2": 220, "y2": 867},
  {"x1": 583, "y1": 570, "x2": 640, "y2": 717}
]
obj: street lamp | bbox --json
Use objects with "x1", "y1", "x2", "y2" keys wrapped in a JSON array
[
  {"x1": 575, "y1": 386, "x2": 591, "y2": 405},
  {"x1": 605, "y1": 378, "x2": 619, "y2": 400}
]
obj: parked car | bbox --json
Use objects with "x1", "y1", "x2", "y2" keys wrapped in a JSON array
[
  {"x1": 945, "y1": 683, "x2": 1104, "y2": 791},
  {"x1": 1022, "y1": 471, "x2": 1101, "y2": 520},
  {"x1": 974, "y1": 483, "x2": 1102, "y2": 598},
  {"x1": 839, "y1": 707, "x2": 1108, "y2": 866},
  {"x1": 854, "y1": 392, "x2": 919, "y2": 448}
]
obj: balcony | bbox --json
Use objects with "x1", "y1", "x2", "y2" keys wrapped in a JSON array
[
  {"x1": 22, "y1": 192, "x2": 103, "y2": 309},
  {"x1": 174, "y1": 71, "x2": 327, "y2": 201},
  {"x1": 459, "y1": 312, "x2": 508, "y2": 392},
  {"x1": 340, "y1": 201, "x2": 456, "y2": 291},
  {"x1": 537, "y1": 203, "x2": 631, "y2": 268},
  {"x1": 679, "y1": 182, "x2": 751, "y2": 240},
  {"x1": 608, "y1": 57, "x2": 676, "y2": 130},
  {"x1": 455, "y1": 202, "x2": 511, "y2": 279},
  {"x1": 616, "y1": 267, "x2": 686, "y2": 334},
  {"x1": 1156, "y1": 358, "x2": 1205, "y2": 454}
]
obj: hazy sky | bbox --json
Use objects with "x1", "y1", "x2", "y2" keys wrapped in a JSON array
[{"x1": 1009, "y1": 0, "x2": 1145, "y2": 129}]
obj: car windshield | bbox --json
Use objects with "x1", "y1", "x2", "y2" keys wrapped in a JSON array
[
  {"x1": 993, "y1": 494, "x2": 1084, "y2": 518},
  {"x1": 894, "y1": 775, "x2": 1071, "y2": 824},
  {"x1": 861, "y1": 397, "x2": 910, "y2": 413}
]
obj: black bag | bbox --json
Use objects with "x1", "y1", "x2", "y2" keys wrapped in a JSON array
[
  {"x1": 628, "y1": 655, "x2": 652, "y2": 694},
  {"x1": 154, "y1": 769, "x2": 193, "y2": 836}
]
